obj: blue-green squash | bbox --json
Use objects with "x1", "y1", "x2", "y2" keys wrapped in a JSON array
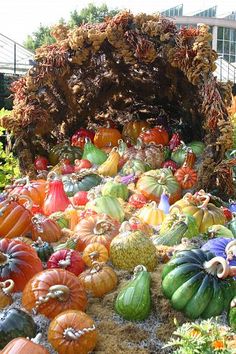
[
  {"x1": 162, "y1": 249, "x2": 236, "y2": 319},
  {"x1": 32, "y1": 237, "x2": 54, "y2": 262},
  {"x1": 115, "y1": 265, "x2": 151, "y2": 321},
  {"x1": 62, "y1": 172, "x2": 102, "y2": 197}
]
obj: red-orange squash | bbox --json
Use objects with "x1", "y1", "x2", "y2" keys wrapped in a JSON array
[
  {"x1": 122, "y1": 120, "x2": 150, "y2": 144},
  {"x1": 22, "y1": 268, "x2": 87, "y2": 319},
  {"x1": 9, "y1": 178, "x2": 46, "y2": 208},
  {"x1": 74, "y1": 215, "x2": 120, "y2": 252},
  {"x1": 78, "y1": 262, "x2": 117, "y2": 297},
  {"x1": 0, "y1": 195, "x2": 33, "y2": 239},
  {"x1": 139, "y1": 126, "x2": 169, "y2": 146},
  {"x1": 174, "y1": 166, "x2": 198, "y2": 190},
  {"x1": 0, "y1": 238, "x2": 43, "y2": 292},
  {"x1": 31, "y1": 214, "x2": 62, "y2": 242},
  {"x1": 1, "y1": 335, "x2": 49, "y2": 354},
  {"x1": 82, "y1": 242, "x2": 109, "y2": 267},
  {"x1": 48, "y1": 310, "x2": 97, "y2": 354},
  {"x1": 94, "y1": 127, "x2": 122, "y2": 148}
]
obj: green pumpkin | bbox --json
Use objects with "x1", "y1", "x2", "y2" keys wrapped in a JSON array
[
  {"x1": 86, "y1": 195, "x2": 125, "y2": 222},
  {"x1": 53, "y1": 237, "x2": 77, "y2": 252},
  {"x1": 110, "y1": 222, "x2": 157, "y2": 271},
  {"x1": 49, "y1": 212, "x2": 69, "y2": 229},
  {"x1": 171, "y1": 145, "x2": 188, "y2": 166},
  {"x1": 0, "y1": 308, "x2": 37, "y2": 349},
  {"x1": 151, "y1": 222, "x2": 189, "y2": 247},
  {"x1": 162, "y1": 249, "x2": 236, "y2": 319},
  {"x1": 115, "y1": 265, "x2": 151, "y2": 321},
  {"x1": 228, "y1": 300, "x2": 236, "y2": 331},
  {"x1": 120, "y1": 159, "x2": 149, "y2": 176},
  {"x1": 62, "y1": 172, "x2": 102, "y2": 197},
  {"x1": 187, "y1": 141, "x2": 205, "y2": 157},
  {"x1": 32, "y1": 237, "x2": 54, "y2": 262},
  {"x1": 49, "y1": 142, "x2": 82, "y2": 165},
  {"x1": 159, "y1": 213, "x2": 199, "y2": 239},
  {"x1": 102, "y1": 180, "x2": 129, "y2": 201},
  {"x1": 163, "y1": 146, "x2": 171, "y2": 160},
  {"x1": 207, "y1": 224, "x2": 234, "y2": 239},
  {"x1": 82, "y1": 140, "x2": 107, "y2": 165}
]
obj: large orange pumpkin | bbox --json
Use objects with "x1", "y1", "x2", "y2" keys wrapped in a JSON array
[
  {"x1": 31, "y1": 213, "x2": 62, "y2": 242},
  {"x1": 174, "y1": 166, "x2": 198, "y2": 190},
  {"x1": 22, "y1": 268, "x2": 87, "y2": 319},
  {"x1": 74, "y1": 214, "x2": 120, "y2": 252},
  {"x1": 139, "y1": 126, "x2": 169, "y2": 146},
  {"x1": 0, "y1": 195, "x2": 33, "y2": 239},
  {"x1": 1, "y1": 335, "x2": 49, "y2": 354},
  {"x1": 48, "y1": 310, "x2": 97, "y2": 354},
  {"x1": 122, "y1": 120, "x2": 150, "y2": 144},
  {"x1": 8, "y1": 178, "x2": 46, "y2": 208},
  {"x1": 0, "y1": 238, "x2": 43, "y2": 292},
  {"x1": 94, "y1": 127, "x2": 122, "y2": 148}
]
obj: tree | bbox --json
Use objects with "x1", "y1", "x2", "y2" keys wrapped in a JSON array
[{"x1": 24, "y1": 3, "x2": 120, "y2": 51}]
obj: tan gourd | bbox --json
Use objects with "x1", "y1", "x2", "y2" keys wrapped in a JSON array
[
  {"x1": 98, "y1": 148, "x2": 120, "y2": 177},
  {"x1": 0, "y1": 279, "x2": 14, "y2": 309}
]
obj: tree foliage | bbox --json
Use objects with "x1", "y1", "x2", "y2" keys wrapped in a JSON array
[{"x1": 24, "y1": 3, "x2": 120, "y2": 50}]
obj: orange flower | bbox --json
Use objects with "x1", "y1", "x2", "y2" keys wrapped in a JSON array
[{"x1": 212, "y1": 340, "x2": 225, "y2": 350}]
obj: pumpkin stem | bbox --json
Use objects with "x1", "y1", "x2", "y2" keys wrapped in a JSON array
[
  {"x1": 90, "y1": 261, "x2": 104, "y2": 273},
  {"x1": 230, "y1": 297, "x2": 236, "y2": 309},
  {"x1": 133, "y1": 265, "x2": 147, "y2": 274},
  {"x1": 0, "y1": 279, "x2": 14, "y2": 294},
  {"x1": 32, "y1": 214, "x2": 44, "y2": 233},
  {"x1": 30, "y1": 333, "x2": 43, "y2": 344},
  {"x1": 63, "y1": 325, "x2": 96, "y2": 340},
  {"x1": 93, "y1": 220, "x2": 113, "y2": 235},
  {"x1": 119, "y1": 221, "x2": 132, "y2": 234},
  {"x1": 35, "y1": 284, "x2": 70, "y2": 311},
  {"x1": 203, "y1": 256, "x2": 230, "y2": 278},
  {"x1": 182, "y1": 173, "x2": 190, "y2": 184},
  {"x1": 89, "y1": 251, "x2": 100, "y2": 260},
  {"x1": 34, "y1": 237, "x2": 44, "y2": 247},
  {"x1": 0, "y1": 251, "x2": 8, "y2": 264},
  {"x1": 225, "y1": 240, "x2": 236, "y2": 261},
  {"x1": 58, "y1": 250, "x2": 73, "y2": 268},
  {"x1": 157, "y1": 173, "x2": 166, "y2": 184}
]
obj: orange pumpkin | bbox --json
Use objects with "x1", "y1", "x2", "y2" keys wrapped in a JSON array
[
  {"x1": 174, "y1": 166, "x2": 198, "y2": 190},
  {"x1": 82, "y1": 242, "x2": 109, "y2": 267},
  {"x1": 139, "y1": 126, "x2": 169, "y2": 146},
  {"x1": 48, "y1": 310, "x2": 97, "y2": 354},
  {"x1": 0, "y1": 195, "x2": 33, "y2": 239},
  {"x1": 0, "y1": 279, "x2": 14, "y2": 309},
  {"x1": 1, "y1": 335, "x2": 49, "y2": 354},
  {"x1": 31, "y1": 214, "x2": 62, "y2": 242},
  {"x1": 78, "y1": 262, "x2": 117, "y2": 297},
  {"x1": 94, "y1": 127, "x2": 122, "y2": 148},
  {"x1": 122, "y1": 120, "x2": 150, "y2": 144},
  {"x1": 22, "y1": 268, "x2": 87, "y2": 319},
  {"x1": 74, "y1": 215, "x2": 120, "y2": 252},
  {"x1": 9, "y1": 177, "x2": 47, "y2": 207}
]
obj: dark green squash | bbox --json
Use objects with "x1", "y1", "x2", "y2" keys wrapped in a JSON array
[
  {"x1": 32, "y1": 237, "x2": 54, "y2": 262},
  {"x1": 228, "y1": 298, "x2": 236, "y2": 332},
  {"x1": 0, "y1": 308, "x2": 37, "y2": 349},
  {"x1": 115, "y1": 265, "x2": 151, "y2": 321},
  {"x1": 62, "y1": 172, "x2": 102, "y2": 197},
  {"x1": 162, "y1": 249, "x2": 236, "y2": 320},
  {"x1": 49, "y1": 142, "x2": 82, "y2": 165}
]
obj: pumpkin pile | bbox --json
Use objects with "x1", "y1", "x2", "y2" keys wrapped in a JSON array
[{"x1": 0, "y1": 115, "x2": 236, "y2": 353}]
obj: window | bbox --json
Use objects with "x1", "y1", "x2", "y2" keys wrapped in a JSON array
[
  {"x1": 230, "y1": 55, "x2": 235, "y2": 63},
  {"x1": 218, "y1": 27, "x2": 223, "y2": 40},
  {"x1": 224, "y1": 41, "x2": 230, "y2": 54},
  {"x1": 224, "y1": 28, "x2": 230, "y2": 40},
  {"x1": 217, "y1": 40, "x2": 223, "y2": 53}
]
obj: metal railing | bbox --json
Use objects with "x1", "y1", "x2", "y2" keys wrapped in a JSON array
[{"x1": 215, "y1": 57, "x2": 236, "y2": 83}]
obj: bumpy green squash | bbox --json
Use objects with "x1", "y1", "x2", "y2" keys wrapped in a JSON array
[
  {"x1": 115, "y1": 265, "x2": 151, "y2": 321},
  {"x1": 162, "y1": 249, "x2": 236, "y2": 320},
  {"x1": 0, "y1": 308, "x2": 37, "y2": 349},
  {"x1": 102, "y1": 180, "x2": 129, "y2": 201}
]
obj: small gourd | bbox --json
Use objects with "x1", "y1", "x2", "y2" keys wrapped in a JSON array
[
  {"x1": 0, "y1": 280, "x2": 14, "y2": 309},
  {"x1": 137, "y1": 201, "x2": 166, "y2": 228},
  {"x1": 32, "y1": 237, "x2": 54, "y2": 262},
  {"x1": 115, "y1": 265, "x2": 151, "y2": 321},
  {"x1": 97, "y1": 148, "x2": 120, "y2": 176},
  {"x1": 82, "y1": 243, "x2": 109, "y2": 267}
]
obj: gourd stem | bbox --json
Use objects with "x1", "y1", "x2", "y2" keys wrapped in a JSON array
[
  {"x1": 35, "y1": 284, "x2": 70, "y2": 310},
  {"x1": 225, "y1": 240, "x2": 236, "y2": 260},
  {"x1": 58, "y1": 250, "x2": 72, "y2": 268},
  {"x1": 134, "y1": 265, "x2": 147, "y2": 274},
  {"x1": 158, "y1": 173, "x2": 166, "y2": 184},
  {"x1": 0, "y1": 279, "x2": 14, "y2": 294},
  {"x1": 34, "y1": 237, "x2": 44, "y2": 246},
  {"x1": 183, "y1": 174, "x2": 190, "y2": 184},
  {"x1": 204, "y1": 256, "x2": 230, "y2": 278},
  {"x1": 63, "y1": 325, "x2": 96, "y2": 340},
  {"x1": 0, "y1": 251, "x2": 7, "y2": 264},
  {"x1": 89, "y1": 251, "x2": 99, "y2": 260},
  {"x1": 31, "y1": 333, "x2": 43, "y2": 344},
  {"x1": 119, "y1": 221, "x2": 132, "y2": 234},
  {"x1": 90, "y1": 261, "x2": 103, "y2": 273},
  {"x1": 93, "y1": 220, "x2": 113, "y2": 235}
]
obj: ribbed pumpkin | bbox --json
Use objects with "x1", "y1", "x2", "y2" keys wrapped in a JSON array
[
  {"x1": 110, "y1": 222, "x2": 157, "y2": 271},
  {"x1": 139, "y1": 126, "x2": 169, "y2": 146},
  {"x1": 0, "y1": 280, "x2": 14, "y2": 309},
  {"x1": 162, "y1": 249, "x2": 236, "y2": 319},
  {"x1": 48, "y1": 310, "x2": 97, "y2": 354},
  {"x1": 0, "y1": 308, "x2": 37, "y2": 350},
  {"x1": 74, "y1": 215, "x2": 120, "y2": 252},
  {"x1": 122, "y1": 120, "x2": 150, "y2": 144},
  {"x1": 94, "y1": 127, "x2": 122, "y2": 148},
  {"x1": 78, "y1": 261, "x2": 117, "y2": 297},
  {"x1": 137, "y1": 201, "x2": 166, "y2": 228},
  {"x1": 0, "y1": 195, "x2": 33, "y2": 239},
  {"x1": 31, "y1": 214, "x2": 62, "y2": 242},
  {"x1": 170, "y1": 190, "x2": 226, "y2": 233},
  {"x1": 120, "y1": 159, "x2": 149, "y2": 176},
  {"x1": 136, "y1": 168, "x2": 182, "y2": 204},
  {"x1": 102, "y1": 180, "x2": 129, "y2": 201},
  {"x1": 22, "y1": 268, "x2": 87, "y2": 319},
  {"x1": 86, "y1": 195, "x2": 125, "y2": 222},
  {"x1": 8, "y1": 177, "x2": 46, "y2": 207},
  {"x1": 62, "y1": 172, "x2": 102, "y2": 197},
  {"x1": 97, "y1": 148, "x2": 120, "y2": 177},
  {"x1": 82, "y1": 242, "x2": 109, "y2": 267},
  {"x1": 1, "y1": 335, "x2": 49, "y2": 354},
  {"x1": 47, "y1": 249, "x2": 85, "y2": 276},
  {"x1": 174, "y1": 166, "x2": 198, "y2": 190},
  {"x1": 0, "y1": 238, "x2": 43, "y2": 292},
  {"x1": 49, "y1": 142, "x2": 82, "y2": 165}
]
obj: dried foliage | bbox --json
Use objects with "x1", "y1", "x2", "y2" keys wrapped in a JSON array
[{"x1": 1, "y1": 11, "x2": 234, "y2": 195}]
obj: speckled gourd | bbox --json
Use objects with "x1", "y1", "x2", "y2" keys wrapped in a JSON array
[{"x1": 110, "y1": 222, "x2": 157, "y2": 271}]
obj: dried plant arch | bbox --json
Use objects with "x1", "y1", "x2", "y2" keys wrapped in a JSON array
[{"x1": 1, "y1": 12, "x2": 234, "y2": 196}]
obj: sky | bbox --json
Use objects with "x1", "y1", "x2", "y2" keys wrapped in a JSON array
[{"x1": 1, "y1": 0, "x2": 236, "y2": 45}]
